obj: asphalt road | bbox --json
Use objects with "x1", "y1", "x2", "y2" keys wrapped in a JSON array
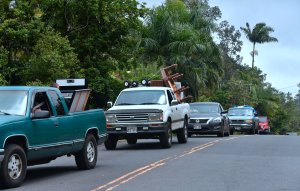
[{"x1": 4, "y1": 135, "x2": 300, "y2": 191}]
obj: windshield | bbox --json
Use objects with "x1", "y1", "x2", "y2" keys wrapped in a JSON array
[
  {"x1": 115, "y1": 90, "x2": 166, "y2": 106},
  {"x1": 259, "y1": 117, "x2": 267, "y2": 122},
  {"x1": 190, "y1": 104, "x2": 219, "y2": 113},
  {"x1": 228, "y1": 108, "x2": 253, "y2": 116},
  {"x1": 0, "y1": 90, "x2": 28, "y2": 116}
]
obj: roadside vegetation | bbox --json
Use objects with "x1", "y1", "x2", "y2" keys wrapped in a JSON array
[{"x1": 0, "y1": 0, "x2": 299, "y2": 134}]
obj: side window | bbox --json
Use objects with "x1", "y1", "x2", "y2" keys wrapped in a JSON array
[
  {"x1": 167, "y1": 90, "x2": 173, "y2": 105},
  {"x1": 32, "y1": 92, "x2": 53, "y2": 116},
  {"x1": 48, "y1": 91, "x2": 66, "y2": 116},
  {"x1": 219, "y1": 105, "x2": 223, "y2": 113},
  {"x1": 170, "y1": 91, "x2": 176, "y2": 100}
]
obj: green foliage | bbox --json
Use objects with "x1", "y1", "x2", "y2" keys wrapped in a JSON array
[
  {"x1": 37, "y1": 0, "x2": 147, "y2": 107},
  {"x1": 114, "y1": 63, "x2": 161, "y2": 82},
  {"x1": 217, "y1": 20, "x2": 242, "y2": 62},
  {"x1": 88, "y1": 76, "x2": 123, "y2": 108},
  {"x1": 25, "y1": 79, "x2": 46, "y2": 86},
  {"x1": 25, "y1": 31, "x2": 79, "y2": 84},
  {"x1": 134, "y1": 0, "x2": 223, "y2": 99},
  {"x1": 0, "y1": 47, "x2": 9, "y2": 85}
]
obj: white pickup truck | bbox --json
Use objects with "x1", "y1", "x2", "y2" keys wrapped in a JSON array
[{"x1": 104, "y1": 86, "x2": 190, "y2": 149}]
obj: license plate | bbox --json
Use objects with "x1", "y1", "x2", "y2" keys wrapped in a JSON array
[
  {"x1": 235, "y1": 127, "x2": 241, "y2": 130},
  {"x1": 127, "y1": 126, "x2": 137, "y2": 133},
  {"x1": 194, "y1": 125, "x2": 202, "y2": 129}
]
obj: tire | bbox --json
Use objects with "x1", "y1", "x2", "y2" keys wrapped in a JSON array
[
  {"x1": 160, "y1": 121, "x2": 172, "y2": 148},
  {"x1": 217, "y1": 130, "x2": 224, "y2": 137},
  {"x1": 127, "y1": 137, "x2": 137, "y2": 145},
  {"x1": 0, "y1": 144, "x2": 27, "y2": 188},
  {"x1": 75, "y1": 134, "x2": 98, "y2": 170},
  {"x1": 224, "y1": 123, "x2": 230, "y2": 137},
  {"x1": 230, "y1": 130, "x2": 234, "y2": 135},
  {"x1": 227, "y1": 127, "x2": 230, "y2": 136},
  {"x1": 249, "y1": 125, "x2": 255, "y2": 135},
  {"x1": 177, "y1": 119, "x2": 188, "y2": 144},
  {"x1": 225, "y1": 130, "x2": 230, "y2": 137},
  {"x1": 104, "y1": 135, "x2": 118, "y2": 150}
]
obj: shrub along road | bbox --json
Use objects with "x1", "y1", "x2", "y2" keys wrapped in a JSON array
[{"x1": 7, "y1": 135, "x2": 300, "y2": 191}]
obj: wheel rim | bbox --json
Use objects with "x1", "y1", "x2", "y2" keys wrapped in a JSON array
[
  {"x1": 86, "y1": 141, "x2": 95, "y2": 163},
  {"x1": 8, "y1": 154, "x2": 23, "y2": 180}
]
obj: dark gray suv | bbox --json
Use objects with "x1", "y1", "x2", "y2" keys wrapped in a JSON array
[{"x1": 188, "y1": 102, "x2": 230, "y2": 137}]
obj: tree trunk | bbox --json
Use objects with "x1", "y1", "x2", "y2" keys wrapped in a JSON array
[{"x1": 252, "y1": 42, "x2": 256, "y2": 68}]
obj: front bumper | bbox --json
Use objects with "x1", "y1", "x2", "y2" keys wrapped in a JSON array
[
  {"x1": 187, "y1": 122, "x2": 222, "y2": 134},
  {"x1": 0, "y1": 149, "x2": 4, "y2": 163},
  {"x1": 106, "y1": 122, "x2": 168, "y2": 139},
  {"x1": 230, "y1": 124, "x2": 253, "y2": 132},
  {"x1": 258, "y1": 126, "x2": 270, "y2": 132}
]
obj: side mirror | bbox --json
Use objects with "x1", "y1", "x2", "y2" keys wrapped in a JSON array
[
  {"x1": 221, "y1": 110, "x2": 228, "y2": 114},
  {"x1": 254, "y1": 112, "x2": 258, "y2": 116},
  {"x1": 107, "y1": 101, "x2": 113, "y2": 108},
  {"x1": 171, "y1": 100, "x2": 179, "y2": 106},
  {"x1": 32, "y1": 110, "x2": 50, "y2": 119}
]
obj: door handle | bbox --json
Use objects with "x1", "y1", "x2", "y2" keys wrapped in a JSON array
[{"x1": 54, "y1": 122, "x2": 59, "y2": 127}]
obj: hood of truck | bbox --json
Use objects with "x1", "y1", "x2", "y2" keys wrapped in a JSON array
[
  {"x1": 228, "y1": 115, "x2": 253, "y2": 120},
  {"x1": 107, "y1": 105, "x2": 167, "y2": 113},
  {"x1": 0, "y1": 115, "x2": 26, "y2": 126}
]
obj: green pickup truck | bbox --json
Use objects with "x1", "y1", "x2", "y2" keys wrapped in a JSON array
[{"x1": 0, "y1": 86, "x2": 106, "y2": 188}]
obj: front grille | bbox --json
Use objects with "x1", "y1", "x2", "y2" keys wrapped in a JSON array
[
  {"x1": 190, "y1": 119, "x2": 209, "y2": 123},
  {"x1": 116, "y1": 113, "x2": 149, "y2": 122},
  {"x1": 230, "y1": 120, "x2": 245, "y2": 124}
]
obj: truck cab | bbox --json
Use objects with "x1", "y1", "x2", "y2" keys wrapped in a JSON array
[{"x1": 228, "y1": 105, "x2": 259, "y2": 134}]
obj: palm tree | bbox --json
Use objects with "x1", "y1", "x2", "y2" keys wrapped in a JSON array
[
  {"x1": 240, "y1": 22, "x2": 278, "y2": 68},
  {"x1": 131, "y1": 0, "x2": 223, "y2": 99}
]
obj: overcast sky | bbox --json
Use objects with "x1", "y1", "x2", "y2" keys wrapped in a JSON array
[{"x1": 138, "y1": 0, "x2": 300, "y2": 95}]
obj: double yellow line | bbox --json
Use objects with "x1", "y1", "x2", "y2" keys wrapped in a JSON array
[
  {"x1": 90, "y1": 158, "x2": 169, "y2": 191},
  {"x1": 91, "y1": 136, "x2": 239, "y2": 191}
]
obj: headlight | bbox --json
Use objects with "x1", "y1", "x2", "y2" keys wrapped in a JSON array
[
  {"x1": 148, "y1": 113, "x2": 163, "y2": 122},
  {"x1": 213, "y1": 117, "x2": 222, "y2": 123},
  {"x1": 245, "y1": 119, "x2": 253, "y2": 123},
  {"x1": 106, "y1": 114, "x2": 116, "y2": 123}
]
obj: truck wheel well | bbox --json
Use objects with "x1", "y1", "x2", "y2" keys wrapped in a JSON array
[
  {"x1": 5, "y1": 136, "x2": 28, "y2": 152},
  {"x1": 86, "y1": 129, "x2": 99, "y2": 141}
]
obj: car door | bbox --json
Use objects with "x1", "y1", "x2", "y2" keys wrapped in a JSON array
[
  {"x1": 167, "y1": 90, "x2": 181, "y2": 129},
  {"x1": 29, "y1": 91, "x2": 62, "y2": 158},
  {"x1": 47, "y1": 90, "x2": 74, "y2": 144}
]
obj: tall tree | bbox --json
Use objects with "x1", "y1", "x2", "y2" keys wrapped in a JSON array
[
  {"x1": 134, "y1": 0, "x2": 223, "y2": 99},
  {"x1": 240, "y1": 22, "x2": 278, "y2": 68}
]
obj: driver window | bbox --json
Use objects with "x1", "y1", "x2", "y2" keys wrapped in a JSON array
[
  {"x1": 32, "y1": 92, "x2": 53, "y2": 116},
  {"x1": 219, "y1": 105, "x2": 223, "y2": 113}
]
